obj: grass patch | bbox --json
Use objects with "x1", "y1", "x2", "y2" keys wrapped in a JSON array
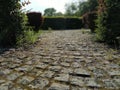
[
  {"x1": 24, "y1": 30, "x2": 42, "y2": 44},
  {"x1": 17, "y1": 29, "x2": 43, "y2": 47}
]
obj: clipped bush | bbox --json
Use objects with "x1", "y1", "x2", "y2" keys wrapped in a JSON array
[
  {"x1": 27, "y1": 12, "x2": 43, "y2": 31},
  {"x1": 96, "y1": 0, "x2": 120, "y2": 44},
  {"x1": 82, "y1": 11, "x2": 97, "y2": 33},
  {"x1": 41, "y1": 17, "x2": 82, "y2": 30}
]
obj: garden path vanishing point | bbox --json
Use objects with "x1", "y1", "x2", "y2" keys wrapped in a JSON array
[{"x1": 0, "y1": 30, "x2": 120, "y2": 90}]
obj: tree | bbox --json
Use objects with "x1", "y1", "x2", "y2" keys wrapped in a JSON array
[
  {"x1": 76, "y1": 0, "x2": 98, "y2": 16},
  {"x1": 76, "y1": 1, "x2": 89, "y2": 16},
  {"x1": 82, "y1": 11, "x2": 97, "y2": 33},
  {"x1": 87, "y1": 0, "x2": 98, "y2": 11},
  {"x1": 81, "y1": 0, "x2": 98, "y2": 32},
  {"x1": 44, "y1": 8, "x2": 56, "y2": 16},
  {"x1": 54, "y1": 12, "x2": 63, "y2": 16},
  {"x1": 64, "y1": 2, "x2": 77, "y2": 16}
]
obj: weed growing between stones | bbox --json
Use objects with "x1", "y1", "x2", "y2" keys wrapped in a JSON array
[{"x1": 17, "y1": 28, "x2": 43, "y2": 47}]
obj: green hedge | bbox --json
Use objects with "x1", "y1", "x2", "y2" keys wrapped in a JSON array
[
  {"x1": 41, "y1": 17, "x2": 83, "y2": 30},
  {"x1": 96, "y1": 0, "x2": 120, "y2": 44},
  {"x1": 0, "y1": 0, "x2": 27, "y2": 47}
]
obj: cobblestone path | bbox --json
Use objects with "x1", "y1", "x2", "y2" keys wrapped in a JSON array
[{"x1": 0, "y1": 30, "x2": 120, "y2": 90}]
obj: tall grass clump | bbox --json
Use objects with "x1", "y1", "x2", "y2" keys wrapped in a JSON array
[{"x1": 17, "y1": 28, "x2": 42, "y2": 46}]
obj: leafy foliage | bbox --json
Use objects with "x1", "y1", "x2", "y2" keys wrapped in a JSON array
[
  {"x1": 77, "y1": 1, "x2": 89, "y2": 16},
  {"x1": 54, "y1": 12, "x2": 63, "y2": 16},
  {"x1": 64, "y1": 0, "x2": 98, "y2": 16},
  {"x1": 0, "y1": 0, "x2": 41, "y2": 47},
  {"x1": 0, "y1": 0, "x2": 28, "y2": 47},
  {"x1": 96, "y1": 0, "x2": 120, "y2": 44},
  {"x1": 87, "y1": 0, "x2": 98, "y2": 11},
  {"x1": 65, "y1": 2, "x2": 78, "y2": 16}
]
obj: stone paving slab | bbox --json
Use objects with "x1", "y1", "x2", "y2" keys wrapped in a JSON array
[{"x1": 0, "y1": 30, "x2": 120, "y2": 90}]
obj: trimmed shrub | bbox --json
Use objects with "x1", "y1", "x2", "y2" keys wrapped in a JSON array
[
  {"x1": 41, "y1": 17, "x2": 82, "y2": 30},
  {"x1": 27, "y1": 12, "x2": 43, "y2": 31},
  {"x1": 96, "y1": 0, "x2": 120, "y2": 44},
  {"x1": 82, "y1": 11, "x2": 97, "y2": 33},
  {"x1": 41, "y1": 17, "x2": 66, "y2": 30}
]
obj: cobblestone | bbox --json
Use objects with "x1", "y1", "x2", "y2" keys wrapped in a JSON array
[
  {"x1": 47, "y1": 83, "x2": 69, "y2": 90},
  {"x1": 85, "y1": 78, "x2": 101, "y2": 88},
  {"x1": 29, "y1": 77, "x2": 49, "y2": 89},
  {"x1": 73, "y1": 68, "x2": 91, "y2": 77},
  {"x1": 0, "y1": 30, "x2": 120, "y2": 90},
  {"x1": 17, "y1": 76, "x2": 34, "y2": 85},
  {"x1": 54, "y1": 74, "x2": 69, "y2": 82},
  {"x1": 70, "y1": 76, "x2": 84, "y2": 87}
]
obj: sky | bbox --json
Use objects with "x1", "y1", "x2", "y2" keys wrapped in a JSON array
[{"x1": 20, "y1": 0, "x2": 86, "y2": 14}]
